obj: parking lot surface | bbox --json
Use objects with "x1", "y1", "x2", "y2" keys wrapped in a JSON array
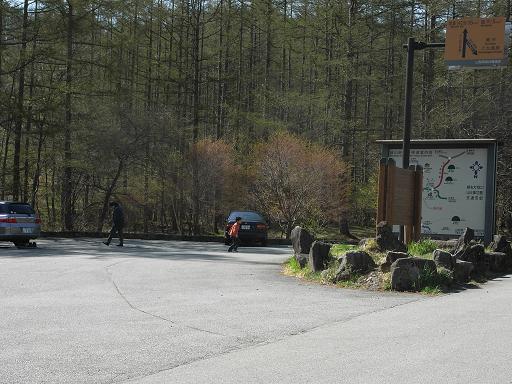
[{"x1": 1, "y1": 239, "x2": 510, "y2": 383}]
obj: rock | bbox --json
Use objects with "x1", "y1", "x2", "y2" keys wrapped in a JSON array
[
  {"x1": 483, "y1": 252, "x2": 508, "y2": 273},
  {"x1": 291, "y1": 226, "x2": 314, "y2": 268},
  {"x1": 359, "y1": 238, "x2": 371, "y2": 247},
  {"x1": 336, "y1": 251, "x2": 376, "y2": 281},
  {"x1": 453, "y1": 227, "x2": 475, "y2": 254},
  {"x1": 308, "y1": 241, "x2": 332, "y2": 272},
  {"x1": 321, "y1": 269, "x2": 336, "y2": 283},
  {"x1": 489, "y1": 235, "x2": 512, "y2": 269},
  {"x1": 390, "y1": 257, "x2": 438, "y2": 292},
  {"x1": 336, "y1": 269, "x2": 352, "y2": 282},
  {"x1": 433, "y1": 249, "x2": 454, "y2": 270},
  {"x1": 453, "y1": 260, "x2": 474, "y2": 284},
  {"x1": 490, "y1": 235, "x2": 510, "y2": 254},
  {"x1": 454, "y1": 243, "x2": 486, "y2": 276},
  {"x1": 295, "y1": 253, "x2": 309, "y2": 269},
  {"x1": 380, "y1": 251, "x2": 409, "y2": 273},
  {"x1": 454, "y1": 243, "x2": 484, "y2": 263},
  {"x1": 390, "y1": 258, "x2": 420, "y2": 291},
  {"x1": 375, "y1": 221, "x2": 407, "y2": 252}
]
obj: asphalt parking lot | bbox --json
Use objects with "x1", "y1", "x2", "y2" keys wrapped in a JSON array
[{"x1": 1, "y1": 238, "x2": 511, "y2": 383}]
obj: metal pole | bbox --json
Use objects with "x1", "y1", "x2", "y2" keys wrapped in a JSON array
[
  {"x1": 400, "y1": 37, "x2": 415, "y2": 242},
  {"x1": 402, "y1": 37, "x2": 415, "y2": 171}
]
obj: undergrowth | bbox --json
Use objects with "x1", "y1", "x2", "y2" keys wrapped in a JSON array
[{"x1": 408, "y1": 239, "x2": 438, "y2": 257}]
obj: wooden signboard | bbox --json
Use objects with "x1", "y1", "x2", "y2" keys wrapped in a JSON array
[
  {"x1": 445, "y1": 17, "x2": 510, "y2": 69},
  {"x1": 377, "y1": 158, "x2": 423, "y2": 244}
]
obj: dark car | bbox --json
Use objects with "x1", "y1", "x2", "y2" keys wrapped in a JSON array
[
  {"x1": 225, "y1": 211, "x2": 268, "y2": 246},
  {"x1": 0, "y1": 201, "x2": 41, "y2": 247}
]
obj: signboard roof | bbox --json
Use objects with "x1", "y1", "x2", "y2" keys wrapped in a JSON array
[{"x1": 445, "y1": 17, "x2": 510, "y2": 69}]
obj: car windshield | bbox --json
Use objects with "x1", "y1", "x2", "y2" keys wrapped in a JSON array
[
  {"x1": 228, "y1": 211, "x2": 264, "y2": 222},
  {"x1": 2, "y1": 203, "x2": 35, "y2": 215}
]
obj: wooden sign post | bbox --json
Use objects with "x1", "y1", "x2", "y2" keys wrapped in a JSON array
[{"x1": 377, "y1": 158, "x2": 423, "y2": 244}]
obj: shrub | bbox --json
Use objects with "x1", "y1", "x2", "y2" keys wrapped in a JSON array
[
  {"x1": 408, "y1": 239, "x2": 438, "y2": 256},
  {"x1": 251, "y1": 132, "x2": 350, "y2": 238},
  {"x1": 330, "y1": 244, "x2": 357, "y2": 257}
]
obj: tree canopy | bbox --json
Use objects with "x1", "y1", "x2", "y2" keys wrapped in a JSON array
[{"x1": 0, "y1": 0, "x2": 511, "y2": 234}]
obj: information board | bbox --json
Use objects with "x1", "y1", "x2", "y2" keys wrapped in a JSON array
[{"x1": 379, "y1": 140, "x2": 497, "y2": 242}]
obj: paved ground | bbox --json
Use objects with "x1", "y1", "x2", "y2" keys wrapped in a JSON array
[{"x1": 1, "y1": 239, "x2": 511, "y2": 384}]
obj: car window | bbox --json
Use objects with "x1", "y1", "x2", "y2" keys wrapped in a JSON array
[
  {"x1": 0, "y1": 205, "x2": 8, "y2": 214},
  {"x1": 7, "y1": 203, "x2": 35, "y2": 215},
  {"x1": 228, "y1": 211, "x2": 264, "y2": 222}
]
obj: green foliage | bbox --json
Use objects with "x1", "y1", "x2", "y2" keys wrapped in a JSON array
[
  {"x1": 336, "y1": 274, "x2": 363, "y2": 289},
  {"x1": 361, "y1": 238, "x2": 380, "y2": 253},
  {"x1": 330, "y1": 244, "x2": 357, "y2": 257},
  {"x1": 3, "y1": 1, "x2": 512, "y2": 235},
  {"x1": 382, "y1": 273, "x2": 392, "y2": 291},
  {"x1": 408, "y1": 239, "x2": 438, "y2": 257},
  {"x1": 285, "y1": 256, "x2": 302, "y2": 274},
  {"x1": 283, "y1": 257, "x2": 322, "y2": 281},
  {"x1": 419, "y1": 266, "x2": 453, "y2": 294}
]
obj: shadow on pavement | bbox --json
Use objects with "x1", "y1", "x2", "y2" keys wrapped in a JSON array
[{"x1": 0, "y1": 238, "x2": 291, "y2": 266}]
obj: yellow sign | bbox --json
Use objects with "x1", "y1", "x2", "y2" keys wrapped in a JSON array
[{"x1": 445, "y1": 17, "x2": 509, "y2": 68}]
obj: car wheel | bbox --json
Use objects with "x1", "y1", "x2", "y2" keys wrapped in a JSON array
[
  {"x1": 261, "y1": 239, "x2": 268, "y2": 247},
  {"x1": 14, "y1": 240, "x2": 29, "y2": 248}
]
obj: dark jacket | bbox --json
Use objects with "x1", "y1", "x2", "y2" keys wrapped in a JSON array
[{"x1": 113, "y1": 205, "x2": 125, "y2": 228}]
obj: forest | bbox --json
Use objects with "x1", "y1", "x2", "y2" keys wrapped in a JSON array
[{"x1": 0, "y1": 0, "x2": 511, "y2": 236}]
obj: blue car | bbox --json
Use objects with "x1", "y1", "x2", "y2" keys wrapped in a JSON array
[
  {"x1": 224, "y1": 211, "x2": 268, "y2": 246},
  {"x1": 0, "y1": 202, "x2": 41, "y2": 247}
]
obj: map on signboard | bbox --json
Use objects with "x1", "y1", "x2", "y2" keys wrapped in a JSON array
[{"x1": 389, "y1": 148, "x2": 488, "y2": 237}]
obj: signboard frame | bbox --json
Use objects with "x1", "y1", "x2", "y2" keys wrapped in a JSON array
[{"x1": 377, "y1": 139, "x2": 498, "y2": 243}]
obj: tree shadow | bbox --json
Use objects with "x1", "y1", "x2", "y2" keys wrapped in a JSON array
[
  {"x1": 0, "y1": 238, "x2": 290, "y2": 267},
  {"x1": 446, "y1": 272, "x2": 512, "y2": 294}
]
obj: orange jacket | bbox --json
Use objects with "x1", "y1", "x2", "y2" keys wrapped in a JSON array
[{"x1": 229, "y1": 222, "x2": 241, "y2": 237}]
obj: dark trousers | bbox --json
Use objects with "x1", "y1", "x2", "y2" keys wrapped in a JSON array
[
  {"x1": 107, "y1": 225, "x2": 124, "y2": 245},
  {"x1": 228, "y1": 237, "x2": 240, "y2": 252}
]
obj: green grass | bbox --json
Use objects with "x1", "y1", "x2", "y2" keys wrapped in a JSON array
[
  {"x1": 286, "y1": 256, "x2": 303, "y2": 274},
  {"x1": 330, "y1": 244, "x2": 357, "y2": 257},
  {"x1": 408, "y1": 239, "x2": 438, "y2": 257},
  {"x1": 421, "y1": 286, "x2": 442, "y2": 295},
  {"x1": 283, "y1": 257, "x2": 322, "y2": 281},
  {"x1": 335, "y1": 273, "x2": 363, "y2": 289}
]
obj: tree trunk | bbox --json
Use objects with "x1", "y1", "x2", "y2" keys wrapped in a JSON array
[
  {"x1": 62, "y1": 1, "x2": 74, "y2": 230},
  {"x1": 12, "y1": 0, "x2": 30, "y2": 201},
  {"x1": 97, "y1": 158, "x2": 124, "y2": 232}
]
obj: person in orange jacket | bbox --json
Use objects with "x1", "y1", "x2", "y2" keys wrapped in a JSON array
[{"x1": 228, "y1": 216, "x2": 242, "y2": 252}]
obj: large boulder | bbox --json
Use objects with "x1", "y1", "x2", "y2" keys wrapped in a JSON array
[
  {"x1": 453, "y1": 260, "x2": 474, "y2": 284},
  {"x1": 489, "y1": 235, "x2": 510, "y2": 254},
  {"x1": 390, "y1": 257, "x2": 437, "y2": 292},
  {"x1": 452, "y1": 227, "x2": 475, "y2": 254},
  {"x1": 433, "y1": 249, "x2": 454, "y2": 270},
  {"x1": 454, "y1": 243, "x2": 484, "y2": 264},
  {"x1": 376, "y1": 222, "x2": 407, "y2": 252},
  {"x1": 291, "y1": 226, "x2": 314, "y2": 268},
  {"x1": 308, "y1": 241, "x2": 332, "y2": 272},
  {"x1": 489, "y1": 235, "x2": 512, "y2": 269},
  {"x1": 291, "y1": 226, "x2": 314, "y2": 255},
  {"x1": 483, "y1": 252, "x2": 508, "y2": 273},
  {"x1": 336, "y1": 251, "x2": 376, "y2": 281},
  {"x1": 380, "y1": 251, "x2": 409, "y2": 273},
  {"x1": 454, "y1": 243, "x2": 487, "y2": 276},
  {"x1": 295, "y1": 253, "x2": 309, "y2": 269}
]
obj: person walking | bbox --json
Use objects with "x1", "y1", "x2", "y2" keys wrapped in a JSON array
[
  {"x1": 103, "y1": 202, "x2": 125, "y2": 247},
  {"x1": 228, "y1": 216, "x2": 242, "y2": 253}
]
